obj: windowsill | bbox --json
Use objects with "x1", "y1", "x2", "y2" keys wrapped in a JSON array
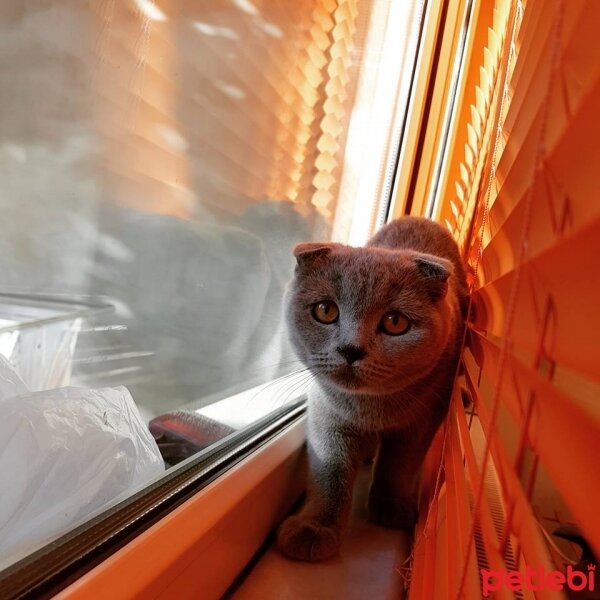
[
  {"x1": 53, "y1": 417, "x2": 307, "y2": 600},
  {"x1": 227, "y1": 465, "x2": 411, "y2": 600},
  {"x1": 46, "y1": 410, "x2": 410, "y2": 600}
]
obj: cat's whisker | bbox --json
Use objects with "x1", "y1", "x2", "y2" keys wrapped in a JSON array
[
  {"x1": 262, "y1": 372, "x2": 315, "y2": 411},
  {"x1": 281, "y1": 374, "x2": 315, "y2": 403},
  {"x1": 242, "y1": 359, "x2": 308, "y2": 374},
  {"x1": 362, "y1": 364, "x2": 392, "y2": 378},
  {"x1": 237, "y1": 367, "x2": 313, "y2": 412}
]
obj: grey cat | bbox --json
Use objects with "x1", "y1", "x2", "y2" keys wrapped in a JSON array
[{"x1": 277, "y1": 216, "x2": 468, "y2": 561}]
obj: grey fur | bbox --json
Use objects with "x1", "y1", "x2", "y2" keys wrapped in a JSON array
[{"x1": 277, "y1": 217, "x2": 468, "y2": 561}]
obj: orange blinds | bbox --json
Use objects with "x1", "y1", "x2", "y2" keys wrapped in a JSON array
[
  {"x1": 90, "y1": 0, "x2": 367, "y2": 220},
  {"x1": 410, "y1": 0, "x2": 600, "y2": 598}
]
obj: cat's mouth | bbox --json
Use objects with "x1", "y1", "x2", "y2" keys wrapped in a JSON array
[{"x1": 328, "y1": 365, "x2": 365, "y2": 390}]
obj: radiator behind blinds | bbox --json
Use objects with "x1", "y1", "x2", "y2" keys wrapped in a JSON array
[{"x1": 408, "y1": 0, "x2": 600, "y2": 598}]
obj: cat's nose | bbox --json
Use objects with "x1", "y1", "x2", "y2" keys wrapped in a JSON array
[{"x1": 336, "y1": 344, "x2": 366, "y2": 365}]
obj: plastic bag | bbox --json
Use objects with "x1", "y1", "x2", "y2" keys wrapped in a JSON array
[
  {"x1": 0, "y1": 354, "x2": 28, "y2": 399},
  {"x1": 0, "y1": 360, "x2": 164, "y2": 569}
]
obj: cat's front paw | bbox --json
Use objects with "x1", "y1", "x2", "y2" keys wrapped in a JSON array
[
  {"x1": 368, "y1": 495, "x2": 418, "y2": 530},
  {"x1": 277, "y1": 516, "x2": 341, "y2": 561}
]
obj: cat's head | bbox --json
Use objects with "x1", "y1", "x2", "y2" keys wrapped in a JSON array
[{"x1": 286, "y1": 242, "x2": 455, "y2": 395}]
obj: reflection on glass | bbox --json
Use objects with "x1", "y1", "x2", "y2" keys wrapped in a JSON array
[{"x1": 0, "y1": 0, "x2": 422, "y2": 568}]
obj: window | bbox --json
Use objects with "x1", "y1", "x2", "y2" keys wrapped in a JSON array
[{"x1": 0, "y1": 0, "x2": 426, "y2": 590}]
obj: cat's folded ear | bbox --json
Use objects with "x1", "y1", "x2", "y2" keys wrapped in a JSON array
[
  {"x1": 412, "y1": 253, "x2": 454, "y2": 301},
  {"x1": 293, "y1": 243, "x2": 339, "y2": 270}
]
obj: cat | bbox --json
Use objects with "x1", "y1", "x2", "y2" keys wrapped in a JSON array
[{"x1": 277, "y1": 216, "x2": 468, "y2": 561}]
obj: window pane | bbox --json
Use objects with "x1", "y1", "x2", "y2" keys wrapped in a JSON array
[{"x1": 0, "y1": 0, "x2": 423, "y2": 568}]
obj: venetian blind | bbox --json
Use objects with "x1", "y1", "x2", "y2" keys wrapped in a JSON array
[{"x1": 410, "y1": 0, "x2": 600, "y2": 598}]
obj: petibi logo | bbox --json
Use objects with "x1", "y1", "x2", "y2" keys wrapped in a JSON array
[{"x1": 481, "y1": 564, "x2": 596, "y2": 597}]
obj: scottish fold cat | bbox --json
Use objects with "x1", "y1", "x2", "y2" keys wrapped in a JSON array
[{"x1": 277, "y1": 217, "x2": 468, "y2": 561}]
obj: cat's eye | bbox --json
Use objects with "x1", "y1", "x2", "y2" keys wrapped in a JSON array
[
  {"x1": 379, "y1": 311, "x2": 410, "y2": 335},
  {"x1": 311, "y1": 301, "x2": 339, "y2": 324}
]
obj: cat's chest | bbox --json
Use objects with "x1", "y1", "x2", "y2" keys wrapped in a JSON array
[{"x1": 309, "y1": 383, "x2": 428, "y2": 433}]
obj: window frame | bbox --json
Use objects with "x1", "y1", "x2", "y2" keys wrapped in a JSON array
[
  {"x1": 0, "y1": 401, "x2": 305, "y2": 599},
  {"x1": 388, "y1": 0, "x2": 481, "y2": 220},
  {"x1": 0, "y1": 1, "x2": 448, "y2": 596}
]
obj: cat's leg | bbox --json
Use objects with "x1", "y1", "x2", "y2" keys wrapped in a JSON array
[
  {"x1": 367, "y1": 427, "x2": 436, "y2": 529},
  {"x1": 277, "y1": 421, "x2": 363, "y2": 561}
]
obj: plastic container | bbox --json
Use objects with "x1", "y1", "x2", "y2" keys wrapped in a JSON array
[{"x1": 0, "y1": 293, "x2": 111, "y2": 391}]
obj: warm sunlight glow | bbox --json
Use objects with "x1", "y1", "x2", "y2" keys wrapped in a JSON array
[
  {"x1": 133, "y1": 0, "x2": 167, "y2": 22},
  {"x1": 333, "y1": 0, "x2": 423, "y2": 244}
]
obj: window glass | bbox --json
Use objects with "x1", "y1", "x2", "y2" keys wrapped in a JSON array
[{"x1": 0, "y1": 0, "x2": 424, "y2": 568}]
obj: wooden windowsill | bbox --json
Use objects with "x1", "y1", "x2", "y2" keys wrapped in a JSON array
[{"x1": 228, "y1": 466, "x2": 411, "y2": 600}]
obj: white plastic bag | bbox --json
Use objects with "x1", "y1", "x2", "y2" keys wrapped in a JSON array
[
  {"x1": 0, "y1": 364, "x2": 164, "y2": 569},
  {"x1": 0, "y1": 354, "x2": 28, "y2": 399}
]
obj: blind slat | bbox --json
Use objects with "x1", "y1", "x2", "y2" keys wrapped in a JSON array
[
  {"x1": 462, "y1": 348, "x2": 558, "y2": 596},
  {"x1": 472, "y1": 214, "x2": 600, "y2": 380},
  {"x1": 452, "y1": 394, "x2": 516, "y2": 598},
  {"x1": 486, "y1": 77, "x2": 600, "y2": 260},
  {"x1": 467, "y1": 333, "x2": 600, "y2": 557},
  {"x1": 444, "y1": 398, "x2": 482, "y2": 600}
]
